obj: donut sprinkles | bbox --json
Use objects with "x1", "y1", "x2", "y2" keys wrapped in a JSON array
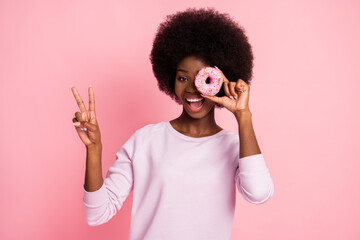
[{"x1": 195, "y1": 67, "x2": 224, "y2": 96}]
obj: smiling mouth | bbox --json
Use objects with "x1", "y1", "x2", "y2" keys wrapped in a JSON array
[{"x1": 185, "y1": 98, "x2": 205, "y2": 112}]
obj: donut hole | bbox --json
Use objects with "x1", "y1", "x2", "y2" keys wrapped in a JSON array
[{"x1": 205, "y1": 77, "x2": 211, "y2": 84}]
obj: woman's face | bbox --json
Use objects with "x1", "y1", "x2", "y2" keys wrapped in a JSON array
[{"x1": 175, "y1": 56, "x2": 216, "y2": 119}]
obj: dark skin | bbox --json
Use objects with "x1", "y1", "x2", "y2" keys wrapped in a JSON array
[
  {"x1": 170, "y1": 56, "x2": 223, "y2": 137},
  {"x1": 71, "y1": 55, "x2": 260, "y2": 192},
  {"x1": 170, "y1": 55, "x2": 261, "y2": 159}
]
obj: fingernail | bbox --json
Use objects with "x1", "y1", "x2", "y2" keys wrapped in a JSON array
[
  {"x1": 89, "y1": 84, "x2": 92, "y2": 87},
  {"x1": 214, "y1": 66, "x2": 219, "y2": 69},
  {"x1": 229, "y1": 96, "x2": 234, "y2": 100},
  {"x1": 73, "y1": 122, "x2": 80, "y2": 126},
  {"x1": 234, "y1": 96, "x2": 238, "y2": 100}
]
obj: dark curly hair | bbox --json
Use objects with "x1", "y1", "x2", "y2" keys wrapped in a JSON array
[{"x1": 149, "y1": 7, "x2": 254, "y2": 108}]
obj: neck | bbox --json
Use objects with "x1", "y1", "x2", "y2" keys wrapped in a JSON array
[{"x1": 172, "y1": 106, "x2": 221, "y2": 135}]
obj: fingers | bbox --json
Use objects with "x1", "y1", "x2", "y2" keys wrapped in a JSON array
[
  {"x1": 88, "y1": 85, "x2": 95, "y2": 112},
  {"x1": 223, "y1": 81, "x2": 232, "y2": 99},
  {"x1": 73, "y1": 120, "x2": 98, "y2": 132},
  {"x1": 214, "y1": 66, "x2": 250, "y2": 101},
  {"x1": 73, "y1": 121, "x2": 87, "y2": 131},
  {"x1": 73, "y1": 112, "x2": 86, "y2": 130},
  {"x1": 235, "y1": 81, "x2": 243, "y2": 93},
  {"x1": 235, "y1": 79, "x2": 248, "y2": 93},
  {"x1": 74, "y1": 123, "x2": 88, "y2": 132},
  {"x1": 73, "y1": 112, "x2": 97, "y2": 131},
  {"x1": 74, "y1": 111, "x2": 89, "y2": 131},
  {"x1": 73, "y1": 117, "x2": 86, "y2": 130},
  {"x1": 229, "y1": 82, "x2": 238, "y2": 100},
  {"x1": 75, "y1": 111, "x2": 87, "y2": 122},
  {"x1": 215, "y1": 66, "x2": 236, "y2": 100},
  {"x1": 82, "y1": 121, "x2": 97, "y2": 132},
  {"x1": 71, "y1": 86, "x2": 87, "y2": 112}
]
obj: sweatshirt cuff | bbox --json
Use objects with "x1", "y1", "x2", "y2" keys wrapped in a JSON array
[
  {"x1": 238, "y1": 153, "x2": 268, "y2": 173},
  {"x1": 83, "y1": 182, "x2": 108, "y2": 207}
]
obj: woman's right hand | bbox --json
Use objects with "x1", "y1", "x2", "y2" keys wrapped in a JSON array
[{"x1": 71, "y1": 86, "x2": 102, "y2": 148}]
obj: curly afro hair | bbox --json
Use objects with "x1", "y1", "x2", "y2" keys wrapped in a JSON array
[{"x1": 149, "y1": 7, "x2": 254, "y2": 108}]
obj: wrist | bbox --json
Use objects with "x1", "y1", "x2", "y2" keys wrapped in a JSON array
[
  {"x1": 234, "y1": 109, "x2": 252, "y2": 119},
  {"x1": 86, "y1": 143, "x2": 102, "y2": 153}
]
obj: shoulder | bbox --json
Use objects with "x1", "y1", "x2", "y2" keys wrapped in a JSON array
[
  {"x1": 118, "y1": 122, "x2": 165, "y2": 152},
  {"x1": 134, "y1": 121, "x2": 165, "y2": 135},
  {"x1": 219, "y1": 128, "x2": 239, "y2": 143},
  {"x1": 130, "y1": 122, "x2": 166, "y2": 143}
]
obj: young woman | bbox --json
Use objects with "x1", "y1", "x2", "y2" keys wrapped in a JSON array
[{"x1": 72, "y1": 7, "x2": 274, "y2": 240}]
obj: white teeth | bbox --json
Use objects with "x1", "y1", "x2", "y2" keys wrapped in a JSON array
[{"x1": 185, "y1": 98, "x2": 203, "y2": 102}]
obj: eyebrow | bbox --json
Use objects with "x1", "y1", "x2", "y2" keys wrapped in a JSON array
[{"x1": 176, "y1": 69, "x2": 189, "y2": 73}]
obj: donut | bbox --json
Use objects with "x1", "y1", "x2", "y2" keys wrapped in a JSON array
[{"x1": 195, "y1": 67, "x2": 223, "y2": 96}]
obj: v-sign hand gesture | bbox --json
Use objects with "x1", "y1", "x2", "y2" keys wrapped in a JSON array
[{"x1": 71, "y1": 86, "x2": 102, "y2": 147}]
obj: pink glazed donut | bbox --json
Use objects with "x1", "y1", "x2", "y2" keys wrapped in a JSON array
[{"x1": 195, "y1": 67, "x2": 224, "y2": 96}]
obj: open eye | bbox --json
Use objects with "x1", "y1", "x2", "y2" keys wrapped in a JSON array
[{"x1": 178, "y1": 76, "x2": 187, "y2": 82}]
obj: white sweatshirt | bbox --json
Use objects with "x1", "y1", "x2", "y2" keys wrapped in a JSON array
[{"x1": 83, "y1": 121, "x2": 274, "y2": 240}]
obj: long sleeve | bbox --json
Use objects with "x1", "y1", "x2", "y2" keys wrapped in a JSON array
[
  {"x1": 235, "y1": 153, "x2": 274, "y2": 204},
  {"x1": 82, "y1": 132, "x2": 137, "y2": 226},
  {"x1": 82, "y1": 121, "x2": 275, "y2": 238}
]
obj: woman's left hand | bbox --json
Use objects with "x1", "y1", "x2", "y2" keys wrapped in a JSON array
[{"x1": 200, "y1": 66, "x2": 251, "y2": 115}]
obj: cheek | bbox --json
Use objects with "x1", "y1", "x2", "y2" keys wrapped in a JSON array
[
  {"x1": 174, "y1": 88, "x2": 180, "y2": 98},
  {"x1": 174, "y1": 82, "x2": 183, "y2": 96},
  {"x1": 174, "y1": 90, "x2": 182, "y2": 103}
]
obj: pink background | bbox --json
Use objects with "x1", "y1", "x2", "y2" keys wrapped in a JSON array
[{"x1": 1, "y1": 0, "x2": 359, "y2": 239}]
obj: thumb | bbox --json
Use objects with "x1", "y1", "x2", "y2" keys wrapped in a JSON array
[
  {"x1": 81, "y1": 121, "x2": 98, "y2": 132},
  {"x1": 73, "y1": 121, "x2": 96, "y2": 131}
]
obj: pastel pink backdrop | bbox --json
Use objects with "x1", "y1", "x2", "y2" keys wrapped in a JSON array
[{"x1": 1, "y1": 0, "x2": 359, "y2": 239}]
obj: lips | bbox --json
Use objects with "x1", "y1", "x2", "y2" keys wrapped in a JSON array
[{"x1": 184, "y1": 96, "x2": 205, "y2": 112}]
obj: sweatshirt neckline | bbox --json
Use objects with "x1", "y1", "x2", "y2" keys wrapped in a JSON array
[{"x1": 165, "y1": 121, "x2": 226, "y2": 142}]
